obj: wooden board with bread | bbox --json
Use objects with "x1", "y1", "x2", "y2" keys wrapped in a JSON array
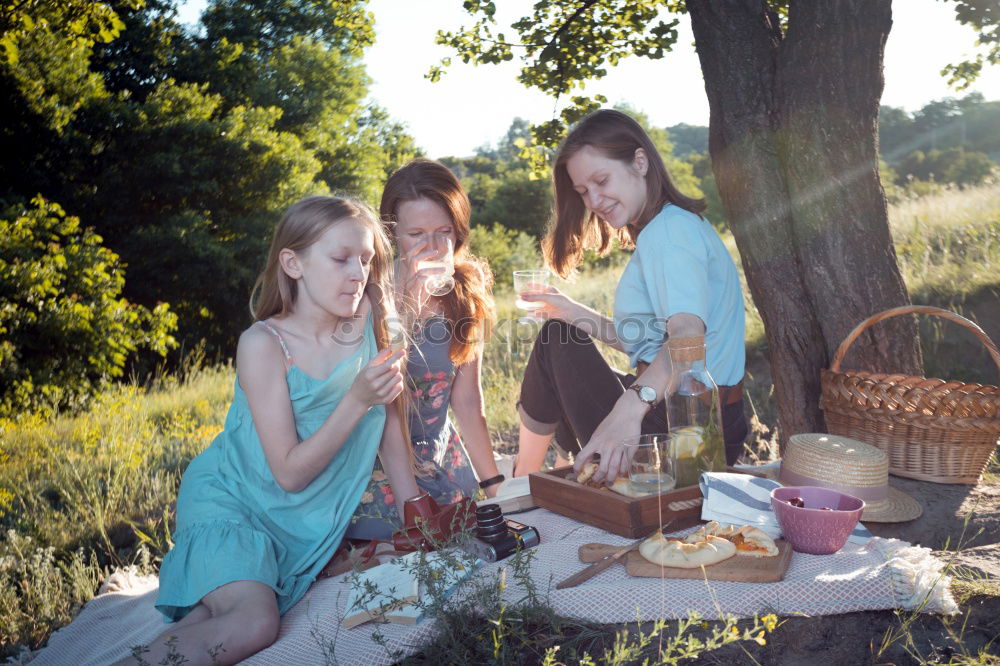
[{"x1": 577, "y1": 521, "x2": 792, "y2": 583}]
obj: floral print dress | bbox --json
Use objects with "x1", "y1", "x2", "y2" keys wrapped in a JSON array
[{"x1": 345, "y1": 316, "x2": 479, "y2": 541}]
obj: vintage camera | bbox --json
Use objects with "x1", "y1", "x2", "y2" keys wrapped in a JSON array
[{"x1": 466, "y1": 504, "x2": 540, "y2": 563}]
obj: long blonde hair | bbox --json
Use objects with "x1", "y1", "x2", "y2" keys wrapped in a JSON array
[
  {"x1": 249, "y1": 196, "x2": 410, "y2": 444},
  {"x1": 380, "y1": 159, "x2": 494, "y2": 365}
]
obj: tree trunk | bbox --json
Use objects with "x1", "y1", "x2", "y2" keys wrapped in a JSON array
[{"x1": 688, "y1": 0, "x2": 922, "y2": 445}]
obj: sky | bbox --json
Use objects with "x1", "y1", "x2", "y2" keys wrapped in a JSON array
[{"x1": 176, "y1": 0, "x2": 1000, "y2": 159}]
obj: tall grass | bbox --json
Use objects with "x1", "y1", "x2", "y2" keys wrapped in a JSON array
[{"x1": 0, "y1": 365, "x2": 232, "y2": 654}]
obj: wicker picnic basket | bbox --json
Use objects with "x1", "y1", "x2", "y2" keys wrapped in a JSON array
[{"x1": 819, "y1": 305, "x2": 1000, "y2": 485}]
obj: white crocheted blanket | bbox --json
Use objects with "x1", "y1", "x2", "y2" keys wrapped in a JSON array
[{"x1": 18, "y1": 508, "x2": 956, "y2": 666}]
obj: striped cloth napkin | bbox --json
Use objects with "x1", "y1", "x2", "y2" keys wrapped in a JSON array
[{"x1": 699, "y1": 472, "x2": 873, "y2": 545}]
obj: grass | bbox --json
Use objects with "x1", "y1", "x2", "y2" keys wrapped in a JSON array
[{"x1": 1, "y1": 182, "x2": 999, "y2": 661}]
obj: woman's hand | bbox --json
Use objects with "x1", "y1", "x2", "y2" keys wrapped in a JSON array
[
  {"x1": 348, "y1": 348, "x2": 406, "y2": 407},
  {"x1": 573, "y1": 397, "x2": 647, "y2": 484},
  {"x1": 519, "y1": 285, "x2": 580, "y2": 323},
  {"x1": 397, "y1": 238, "x2": 447, "y2": 300}
]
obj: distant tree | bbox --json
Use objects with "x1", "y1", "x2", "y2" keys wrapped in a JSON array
[
  {"x1": 0, "y1": 198, "x2": 177, "y2": 415},
  {"x1": 942, "y1": 149, "x2": 995, "y2": 185},
  {"x1": 880, "y1": 93, "x2": 1000, "y2": 164},
  {"x1": 475, "y1": 170, "x2": 551, "y2": 237},
  {"x1": 667, "y1": 123, "x2": 709, "y2": 158},
  {"x1": 897, "y1": 147, "x2": 996, "y2": 187}
]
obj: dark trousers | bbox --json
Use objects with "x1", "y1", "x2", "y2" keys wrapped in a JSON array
[{"x1": 518, "y1": 320, "x2": 748, "y2": 466}]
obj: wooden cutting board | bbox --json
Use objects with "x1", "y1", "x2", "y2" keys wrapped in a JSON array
[{"x1": 578, "y1": 540, "x2": 793, "y2": 582}]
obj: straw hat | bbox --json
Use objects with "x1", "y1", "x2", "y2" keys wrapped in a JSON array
[{"x1": 779, "y1": 433, "x2": 922, "y2": 523}]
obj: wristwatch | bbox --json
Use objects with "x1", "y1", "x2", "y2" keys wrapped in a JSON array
[{"x1": 628, "y1": 384, "x2": 658, "y2": 407}]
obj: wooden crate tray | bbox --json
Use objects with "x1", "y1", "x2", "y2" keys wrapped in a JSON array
[{"x1": 529, "y1": 466, "x2": 750, "y2": 538}]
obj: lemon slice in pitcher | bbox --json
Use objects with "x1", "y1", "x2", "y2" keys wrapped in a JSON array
[{"x1": 671, "y1": 426, "x2": 704, "y2": 459}]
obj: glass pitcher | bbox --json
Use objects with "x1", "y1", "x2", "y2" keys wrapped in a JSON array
[{"x1": 666, "y1": 336, "x2": 727, "y2": 488}]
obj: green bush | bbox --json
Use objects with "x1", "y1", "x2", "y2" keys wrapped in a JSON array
[
  {"x1": 467, "y1": 222, "x2": 540, "y2": 288},
  {"x1": 895, "y1": 148, "x2": 996, "y2": 188},
  {"x1": 0, "y1": 197, "x2": 177, "y2": 415}
]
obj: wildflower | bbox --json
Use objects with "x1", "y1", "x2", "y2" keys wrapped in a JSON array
[
  {"x1": 762, "y1": 613, "x2": 778, "y2": 632},
  {"x1": 755, "y1": 631, "x2": 767, "y2": 646}
]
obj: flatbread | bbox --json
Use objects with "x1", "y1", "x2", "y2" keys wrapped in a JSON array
[
  {"x1": 576, "y1": 464, "x2": 657, "y2": 498},
  {"x1": 684, "y1": 521, "x2": 779, "y2": 558},
  {"x1": 576, "y1": 462, "x2": 599, "y2": 486},
  {"x1": 639, "y1": 532, "x2": 736, "y2": 568},
  {"x1": 609, "y1": 477, "x2": 649, "y2": 498}
]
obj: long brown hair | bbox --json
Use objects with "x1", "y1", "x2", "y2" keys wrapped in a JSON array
[
  {"x1": 545, "y1": 109, "x2": 706, "y2": 278},
  {"x1": 249, "y1": 196, "x2": 410, "y2": 445},
  {"x1": 380, "y1": 159, "x2": 494, "y2": 366}
]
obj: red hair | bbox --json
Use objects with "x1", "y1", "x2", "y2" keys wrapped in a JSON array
[{"x1": 380, "y1": 159, "x2": 494, "y2": 365}]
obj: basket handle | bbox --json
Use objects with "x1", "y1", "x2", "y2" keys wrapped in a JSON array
[{"x1": 829, "y1": 304, "x2": 1000, "y2": 376}]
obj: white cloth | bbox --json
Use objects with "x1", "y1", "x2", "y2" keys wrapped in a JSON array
[
  {"x1": 699, "y1": 471, "x2": 874, "y2": 545},
  {"x1": 23, "y1": 507, "x2": 954, "y2": 666}
]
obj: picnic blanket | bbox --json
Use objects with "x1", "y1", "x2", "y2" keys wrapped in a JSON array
[{"x1": 20, "y1": 507, "x2": 956, "y2": 666}]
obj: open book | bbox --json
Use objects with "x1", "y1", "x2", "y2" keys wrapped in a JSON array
[{"x1": 341, "y1": 550, "x2": 478, "y2": 629}]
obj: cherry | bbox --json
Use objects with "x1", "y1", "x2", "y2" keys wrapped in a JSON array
[
  {"x1": 819, "y1": 507, "x2": 832, "y2": 511},
  {"x1": 787, "y1": 497, "x2": 805, "y2": 508}
]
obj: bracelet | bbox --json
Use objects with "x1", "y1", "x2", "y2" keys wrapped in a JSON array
[{"x1": 478, "y1": 474, "x2": 505, "y2": 489}]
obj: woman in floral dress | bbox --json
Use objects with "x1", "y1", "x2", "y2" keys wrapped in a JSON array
[{"x1": 347, "y1": 159, "x2": 500, "y2": 540}]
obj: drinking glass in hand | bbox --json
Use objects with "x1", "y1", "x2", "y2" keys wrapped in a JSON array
[
  {"x1": 418, "y1": 237, "x2": 456, "y2": 297},
  {"x1": 623, "y1": 433, "x2": 676, "y2": 496},
  {"x1": 512, "y1": 269, "x2": 550, "y2": 324}
]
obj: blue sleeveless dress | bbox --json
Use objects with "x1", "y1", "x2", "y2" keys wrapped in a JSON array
[
  {"x1": 156, "y1": 315, "x2": 385, "y2": 621},
  {"x1": 345, "y1": 316, "x2": 477, "y2": 541}
]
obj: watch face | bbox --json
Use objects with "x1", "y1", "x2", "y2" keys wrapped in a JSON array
[{"x1": 636, "y1": 385, "x2": 656, "y2": 403}]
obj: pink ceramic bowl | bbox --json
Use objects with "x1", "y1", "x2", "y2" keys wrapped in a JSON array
[{"x1": 771, "y1": 486, "x2": 864, "y2": 555}]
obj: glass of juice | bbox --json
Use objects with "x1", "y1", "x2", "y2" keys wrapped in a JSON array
[{"x1": 512, "y1": 269, "x2": 550, "y2": 324}]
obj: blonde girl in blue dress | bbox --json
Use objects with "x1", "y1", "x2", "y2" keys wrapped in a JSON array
[{"x1": 126, "y1": 197, "x2": 420, "y2": 666}]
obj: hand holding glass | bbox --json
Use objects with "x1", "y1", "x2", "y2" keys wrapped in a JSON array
[
  {"x1": 623, "y1": 433, "x2": 676, "y2": 496},
  {"x1": 417, "y1": 237, "x2": 455, "y2": 297},
  {"x1": 513, "y1": 270, "x2": 550, "y2": 324}
]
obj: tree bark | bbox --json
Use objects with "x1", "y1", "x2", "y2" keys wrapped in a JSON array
[{"x1": 688, "y1": 0, "x2": 922, "y2": 445}]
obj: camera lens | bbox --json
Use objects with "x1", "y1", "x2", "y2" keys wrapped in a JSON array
[{"x1": 475, "y1": 504, "x2": 507, "y2": 542}]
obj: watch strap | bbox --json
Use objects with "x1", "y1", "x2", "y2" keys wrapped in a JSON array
[{"x1": 478, "y1": 473, "x2": 505, "y2": 489}]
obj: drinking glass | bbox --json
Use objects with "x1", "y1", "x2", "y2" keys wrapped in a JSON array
[
  {"x1": 386, "y1": 315, "x2": 407, "y2": 353},
  {"x1": 418, "y1": 237, "x2": 455, "y2": 297},
  {"x1": 623, "y1": 433, "x2": 676, "y2": 496},
  {"x1": 512, "y1": 269, "x2": 550, "y2": 324}
]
